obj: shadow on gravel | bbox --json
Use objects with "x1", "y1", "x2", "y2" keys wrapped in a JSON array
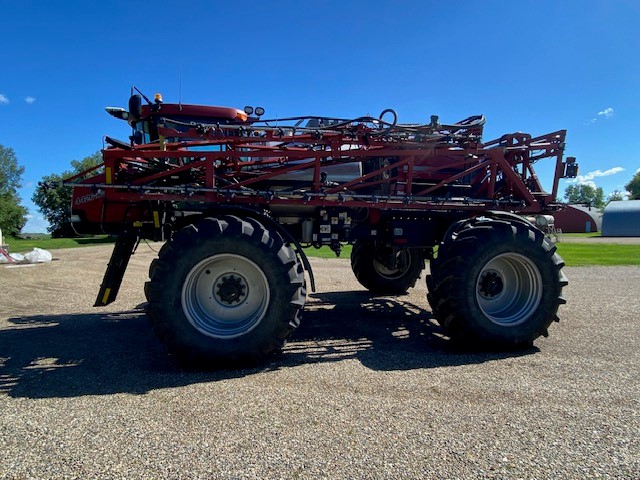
[
  {"x1": 1, "y1": 291, "x2": 537, "y2": 399},
  {"x1": 279, "y1": 291, "x2": 538, "y2": 372}
]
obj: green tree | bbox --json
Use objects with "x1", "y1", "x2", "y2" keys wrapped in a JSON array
[
  {"x1": 32, "y1": 152, "x2": 102, "y2": 237},
  {"x1": 625, "y1": 171, "x2": 640, "y2": 200},
  {"x1": 0, "y1": 144, "x2": 28, "y2": 236},
  {"x1": 606, "y1": 190, "x2": 625, "y2": 203},
  {"x1": 564, "y1": 183, "x2": 605, "y2": 208},
  {"x1": 597, "y1": 190, "x2": 626, "y2": 215}
]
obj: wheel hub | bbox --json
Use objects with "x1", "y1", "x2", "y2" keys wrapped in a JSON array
[
  {"x1": 479, "y1": 271, "x2": 503, "y2": 298},
  {"x1": 181, "y1": 254, "x2": 270, "y2": 339},
  {"x1": 475, "y1": 253, "x2": 543, "y2": 326},
  {"x1": 373, "y1": 249, "x2": 411, "y2": 278},
  {"x1": 215, "y1": 275, "x2": 247, "y2": 304}
]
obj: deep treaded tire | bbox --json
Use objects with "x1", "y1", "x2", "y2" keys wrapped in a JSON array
[
  {"x1": 426, "y1": 218, "x2": 467, "y2": 325},
  {"x1": 146, "y1": 216, "x2": 306, "y2": 367},
  {"x1": 427, "y1": 219, "x2": 568, "y2": 348},
  {"x1": 351, "y1": 241, "x2": 425, "y2": 294}
]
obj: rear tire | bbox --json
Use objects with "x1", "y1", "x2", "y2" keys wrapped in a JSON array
[
  {"x1": 427, "y1": 218, "x2": 567, "y2": 348},
  {"x1": 351, "y1": 241, "x2": 424, "y2": 294},
  {"x1": 146, "y1": 215, "x2": 306, "y2": 367}
]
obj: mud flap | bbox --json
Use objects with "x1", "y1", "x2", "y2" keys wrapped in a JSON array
[{"x1": 94, "y1": 232, "x2": 138, "y2": 306}]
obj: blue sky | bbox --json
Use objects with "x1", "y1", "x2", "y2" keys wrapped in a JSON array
[{"x1": 1, "y1": 0, "x2": 638, "y2": 233}]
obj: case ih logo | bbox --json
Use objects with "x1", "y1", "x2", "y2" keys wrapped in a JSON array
[{"x1": 74, "y1": 190, "x2": 105, "y2": 206}]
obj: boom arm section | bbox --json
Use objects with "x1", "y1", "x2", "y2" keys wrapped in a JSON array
[{"x1": 67, "y1": 110, "x2": 577, "y2": 235}]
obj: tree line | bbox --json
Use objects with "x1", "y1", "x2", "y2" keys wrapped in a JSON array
[
  {"x1": 31, "y1": 152, "x2": 102, "y2": 237},
  {"x1": 1, "y1": 141, "x2": 640, "y2": 239},
  {"x1": 0, "y1": 144, "x2": 100, "y2": 238},
  {"x1": 0, "y1": 145, "x2": 28, "y2": 236},
  {"x1": 563, "y1": 179, "x2": 638, "y2": 209}
]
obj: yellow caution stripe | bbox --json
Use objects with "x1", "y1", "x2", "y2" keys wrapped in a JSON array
[{"x1": 101, "y1": 287, "x2": 111, "y2": 305}]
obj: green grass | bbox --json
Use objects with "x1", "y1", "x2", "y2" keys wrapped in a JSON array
[
  {"x1": 554, "y1": 243, "x2": 640, "y2": 266},
  {"x1": 303, "y1": 243, "x2": 640, "y2": 267},
  {"x1": 3, "y1": 235, "x2": 116, "y2": 252},
  {"x1": 4, "y1": 235, "x2": 638, "y2": 267},
  {"x1": 304, "y1": 245, "x2": 353, "y2": 259},
  {"x1": 304, "y1": 243, "x2": 639, "y2": 267},
  {"x1": 560, "y1": 232, "x2": 602, "y2": 238}
]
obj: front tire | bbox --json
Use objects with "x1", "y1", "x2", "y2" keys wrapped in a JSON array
[
  {"x1": 427, "y1": 218, "x2": 567, "y2": 348},
  {"x1": 146, "y1": 216, "x2": 306, "y2": 367}
]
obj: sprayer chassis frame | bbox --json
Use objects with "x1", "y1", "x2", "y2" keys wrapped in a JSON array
[{"x1": 75, "y1": 126, "x2": 571, "y2": 228}]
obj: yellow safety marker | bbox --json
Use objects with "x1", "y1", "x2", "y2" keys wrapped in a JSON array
[{"x1": 101, "y1": 287, "x2": 111, "y2": 305}]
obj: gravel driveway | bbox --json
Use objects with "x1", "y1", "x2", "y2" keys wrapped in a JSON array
[{"x1": 1, "y1": 244, "x2": 638, "y2": 479}]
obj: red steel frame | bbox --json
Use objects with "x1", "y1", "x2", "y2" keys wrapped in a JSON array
[{"x1": 70, "y1": 116, "x2": 572, "y2": 227}]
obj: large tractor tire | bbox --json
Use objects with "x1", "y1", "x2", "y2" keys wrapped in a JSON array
[
  {"x1": 146, "y1": 215, "x2": 306, "y2": 367},
  {"x1": 426, "y1": 218, "x2": 468, "y2": 324},
  {"x1": 426, "y1": 218, "x2": 567, "y2": 349},
  {"x1": 351, "y1": 241, "x2": 425, "y2": 294}
]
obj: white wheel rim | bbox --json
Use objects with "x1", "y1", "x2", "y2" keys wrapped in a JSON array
[
  {"x1": 475, "y1": 253, "x2": 543, "y2": 326},
  {"x1": 181, "y1": 254, "x2": 270, "y2": 338}
]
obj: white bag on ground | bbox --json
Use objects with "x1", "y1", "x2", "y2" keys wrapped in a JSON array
[
  {"x1": 24, "y1": 248, "x2": 52, "y2": 263},
  {"x1": 9, "y1": 253, "x2": 25, "y2": 261}
]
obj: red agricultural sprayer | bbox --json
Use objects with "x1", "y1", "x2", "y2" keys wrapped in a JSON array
[{"x1": 65, "y1": 89, "x2": 577, "y2": 366}]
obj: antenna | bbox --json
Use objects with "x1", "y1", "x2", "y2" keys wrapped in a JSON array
[
  {"x1": 179, "y1": 65, "x2": 183, "y2": 111},
  {"x1": 132, "y1": 86, "x2": 152, "y2": 105}
]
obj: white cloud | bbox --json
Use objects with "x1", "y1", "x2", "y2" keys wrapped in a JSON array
[
  {"x1": 578, "y1": 180, "x2": 597, "y2": 188},
  {"x1": 24, "y1": 96, "x2": 36, "y2": 104},
  {"x1": 569, "y1": 166, "x2": 625, "y2": 185},
  {"x1": 588, "y1": 107, "x2": 614, "y2": 124},
  {"x1": 0, "y1": 94, "x2": 8, "y2": 104},
  {"x1": 598, "y1": 107, "x2": 614, "y2": 119}
]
